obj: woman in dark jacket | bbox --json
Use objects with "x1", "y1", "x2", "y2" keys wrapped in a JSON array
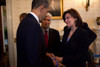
[{"x1": 56, "y1": 8, "x2": 89, "y2": 67}]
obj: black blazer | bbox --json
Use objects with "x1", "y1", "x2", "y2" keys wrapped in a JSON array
[
  {"x1": 16, "y1": 14, "x2": 54, "y2": 67},
  {"x1": 82, "y1": 22, "x2": 97, "y2": 46},
  {"x1": 64, "y1": 22, "x2": 97, "y2": 46},
  {"x1": 82, "y1": 22, "x2": 97, "y2": 63},
  {"x1": 61, "y1": 27, "x2": 89, "y2": 67},
  {"x1": 46, "y1": 28, "x2": 61, "y2": 56}
]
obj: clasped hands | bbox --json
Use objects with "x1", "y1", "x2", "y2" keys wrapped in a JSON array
[{"x1": 46, "y1": 52, "x2": 65, "y2": 67}]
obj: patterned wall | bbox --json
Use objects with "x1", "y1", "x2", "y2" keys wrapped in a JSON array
[
  {"x1": 11, "y1": 0, "x2": 100, "y2": 37},
  {"x1": 12, "y1": 0, "x2": 32, "y2": 38}
]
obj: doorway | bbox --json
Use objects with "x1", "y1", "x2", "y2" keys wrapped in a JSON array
[
  {"x1": 1, "y1": 6, "x2": 8, "y2": 53},
  {"x1": 0, "y1": 6, "x2": 4, "y2": 61},
  {"x1": 0, "y1": 3, "x2": 9, "y2": 67}
]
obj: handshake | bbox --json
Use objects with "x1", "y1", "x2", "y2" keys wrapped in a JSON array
[{"x1": 46, "y1": 52, "x2": 66, "y2": 67}]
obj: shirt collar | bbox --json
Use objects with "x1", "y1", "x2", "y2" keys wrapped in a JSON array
[
  {"x1": 29, "y1": 12, "x2": 39, "y2": 24},
  {"x1": 42, "y1": 27, "x2": 49, "y2": 32}
]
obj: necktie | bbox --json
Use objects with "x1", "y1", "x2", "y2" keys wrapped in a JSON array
[{"x1": 44, "y1": 29, "x2": 48, "y2": 48}]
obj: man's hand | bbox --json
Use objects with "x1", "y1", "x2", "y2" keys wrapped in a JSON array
[{"x1": 46, "y1": 52, "x2": 55, "y2": 58}]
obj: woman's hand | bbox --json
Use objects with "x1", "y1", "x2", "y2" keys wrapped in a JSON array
[{"x1": 55, "y1": 56, "x2": 63, "y2": 63}]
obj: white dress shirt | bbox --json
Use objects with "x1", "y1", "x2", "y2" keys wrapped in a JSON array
[{"x1": 29, "y1": 12, "x2": 40, "y2": 24}]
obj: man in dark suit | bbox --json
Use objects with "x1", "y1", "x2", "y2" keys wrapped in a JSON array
[
  {"x1": 16, "y1": 0, "x2": 55, "y2": 67},
  {"x1": 41, "y1": 13, "x2": 61, "y2": 58}
]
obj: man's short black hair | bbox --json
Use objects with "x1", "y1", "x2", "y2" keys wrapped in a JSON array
[{"x1": 31, "y1": 0, "x2": 51, "y2": 10}]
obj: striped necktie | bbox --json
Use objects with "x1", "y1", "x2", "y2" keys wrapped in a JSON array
[{"x1": 44, "y1": 29, "x2": 48, "y2": 48}]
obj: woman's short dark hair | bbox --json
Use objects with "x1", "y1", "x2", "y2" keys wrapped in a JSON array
[
  {"x1": 19, "y1": 13, "x2": 27, "y2": 19},
  {"x1": 63, "y1": 8, "x2": 83, "y2": 27},
  {"x1": 31, "y1": 0, "x2": 51, "y2": 10}
]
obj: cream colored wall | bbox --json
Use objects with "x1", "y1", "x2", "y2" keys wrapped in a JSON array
[{"x1": 12, "y1": 0, "x2": 33, "y2": 38}]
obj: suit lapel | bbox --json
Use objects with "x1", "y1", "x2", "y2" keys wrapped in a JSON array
[{"x1": 48, "y1": 28, "x2": 52, "y2": 47}]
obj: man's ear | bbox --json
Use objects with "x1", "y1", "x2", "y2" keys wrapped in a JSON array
[{"x1": 39, "y1": 5, "x2": 44, "y2": 12}]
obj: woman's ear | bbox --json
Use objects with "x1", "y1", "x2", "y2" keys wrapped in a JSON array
[{"x1": 75, "y1": 18, "x2": 77, "y2": 21}]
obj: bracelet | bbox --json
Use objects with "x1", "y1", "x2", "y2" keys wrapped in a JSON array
[{"x1": 52, "y1": 57, "x2": 59, "y2": 67}]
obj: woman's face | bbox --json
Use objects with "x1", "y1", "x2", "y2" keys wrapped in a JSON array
[{"x1": 64, "y1": 13, "x2": 77, "y2": 28}]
